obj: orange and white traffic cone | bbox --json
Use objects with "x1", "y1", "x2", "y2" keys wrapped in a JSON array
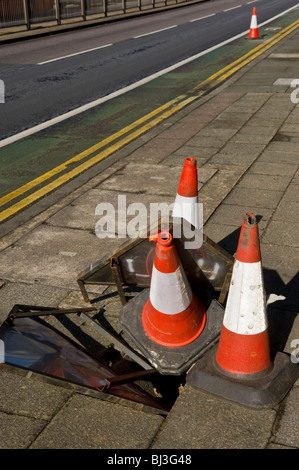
[
  {"x1": 187, "y1": 213, "x2": 299, "y2": 408},
  {"x1": 215, "y1": 213, "x2": 270, "y2": 375},
  {"x1": 142, "y1": 231, "x2": 206, "y2": 347},
  {"x1": 248, "y1": 7, "x2": 260, "y2": 39},
  {"x1": 172, "y1": 158, "x2": 200, "y2": 228}
]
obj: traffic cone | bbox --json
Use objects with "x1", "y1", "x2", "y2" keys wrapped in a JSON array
[
  {"x1": 248, "y1": 7, "x2": 260, "y2": 39},
  {"x1": 142, "y1": 231, "x2": 206, "y2": 347},
  {"x1": 215, "y1": 213, "x2": 271, "y2": 375},
  {"x1": 187, "y1": 213, "x2": 299, "y2": 408},
  {"x1": 172, "y1": 158, "x2": 200, "y2": 228}
]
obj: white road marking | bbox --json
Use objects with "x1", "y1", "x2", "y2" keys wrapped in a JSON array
[
  {"x1": 134, "y1": 25, "x2": 177, "y2": 39},
  {"x1": 224, "y1": 5, "x2": 242, "y2": 12},
  {"x1": 189, "y1": 13, "x2": 216, "y2": 22},
  {"x1": 38, "y1": 43, "x2": 113, "y2": 65}
]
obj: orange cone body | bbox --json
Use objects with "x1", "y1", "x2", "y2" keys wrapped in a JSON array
[
  {"x1": 142, "y1": 231, "x2": 206, "y2": 347},
  {"x1": 172, "y1": 158, "x2": 200, "y2": 228},
  {"x1": 215, "y1": 213, "x2": 271, "y2": 375},
  {"x1": 248, "y1": 7, "x2": 260, "y2": 39}
]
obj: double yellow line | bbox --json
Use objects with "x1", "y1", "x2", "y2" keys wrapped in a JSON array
[{"x1": 1, "y1": 18, "x2": 299, "y2": 223}]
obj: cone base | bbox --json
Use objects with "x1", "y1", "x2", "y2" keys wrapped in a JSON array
[
  {"x1": 248, "y1": 30, "x2": 259, "y2": 39},
  {"x1": 187, "y1": 346, "x2": 299, "y2": 409},
  {"x1": 119, "y1": 289, "x2": 224, "y2": 375},
  {"x1": 142, "y1": 295, "x2": 206, "y2": 348}
]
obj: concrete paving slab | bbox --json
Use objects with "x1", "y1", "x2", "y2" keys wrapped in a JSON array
[
  {"x1": 273, "y1": 200, "x2": 299, "y2": 222},
  {"x1": 258, "y1": 150, "x2": 299, "y2": 165},
  {"x1": 207, "y1": 203, "x2": 273, "y2": 232},
  {"x1": 164, "y1": 146, "x2": 218, "y2": 166},
  {"x1": 98, "y1": 162, "x2": 216, "y2": 196},
  {"x1": 0, "y1": 225, "x2": 124, "y2": 290},
  {"x1": 0, "y1": 412, "x2": 46, "y2": 449},
  {"x1": 224, "y1": 187, "x2": 284, "y2": 209},
  {"x1": 210, "y1": 143, "x2": 265, "y2": 166},
  {"x1": 46, "y1": 188, "x2": 175, "y2": 234},
  {"x1": 0, "y1": 281, "x2": 69, "y2": 323},
  {"x1": 237, "y1": 173, "x2": 294, "y2": 192},
  {"x1": 151, "y1": 385, "x2": 277, "y2": 449},
  {"x1": 0, "y1": 370, "x2": 72, "y2": 420},
  {"x1": 279, "y1": 184, "x2": 299, "y2": 202},
  {"x1": 197, "y1": 164, "x2": 248, "y2": 222},
  {"x1": 272, "y1": 385, "x2": 299, "y2": 448},
  {"x1": 262, "y1": 220, "x2": 299, "y2": 247},
  {"x1": 247, "y1": 161, "x2": 298, "y2": 176},
  {"x1": 30, "y1": 393, "x2": 164, "y2": 449},
  {"x1": 261, "y1": 243, "x2": 299, "y2": 284}
]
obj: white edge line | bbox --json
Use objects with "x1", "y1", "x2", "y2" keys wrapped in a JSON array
[
  {"x1": 224, "y1": 5, "x2": 242, "y2": 12},
  {"x1": 1, "y1": 2, "x2": 299, "y2": 149},
  {"x1": 38, "y1": 43, "x2": 113, "y2": 65},
  {"x1": 134, "y1": 24, "x2": 177, "y2": 39},
  {"x1": 189, "y1": 13, "x2": 216, "y2": 23}
]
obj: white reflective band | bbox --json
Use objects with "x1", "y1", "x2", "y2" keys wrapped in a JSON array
[
  {"x1": 150, "y1": 265, "x2": 192, "y2": 315},
  {"x1": 223, "y1": 260, "x2": 267, "y2": 335},
  {"x1": 250, "y1": 15, "x2": 258, "y2": 29},
  {"x1": 172, "y1": 194, "x2": 199, "y2": 228}
]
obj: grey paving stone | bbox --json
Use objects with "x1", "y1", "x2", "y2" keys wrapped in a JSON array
[
  {"x1": 151, "y1": 386, "x2": 276, "y2": 449},
  {"x1": 273, "y1": 386, "x2": 299, "y2": 448},
  {"x1": 224, "y1": 187, "x2": 284, "y2": 209},
  {"x1": 237, "y1": 173, "x2": 293, "y2": 192},
  {"x1": 272, "y1": 200, "x2": 299, "y2": 222},
  {"x1": 30, "y1": 394, "x2": 164, "y2": 449},
  {"x1": 258, "y1": 150, "x2": 299, "y2": 165},
  {"x1": 262, "y1": 220, "x2": 299, "y2": 247},
  {"x1": 0, "y1": 370, "x2": 72, "y2": 420},
  {"x1": 248, "y1": 161, "x2": 298, "y2": 177},
  {"x1": 0, "y1": 225, "x2": 124, "y2": 290},
  {"x1": 98, "y1": 163, "x2": 194, "y2": 196},
  {"x1": 280, "y1": 184, "x2": 299, "y2": 202},
  {"x1": 261, "y1": 243, "x2": 299, "y2": 285},
  {"x1": 0, "y1": 412, "x2": 46, "y2": 449},
  {"x1": 164, "y1": 146, "x2": 218, "y2": 165},
  {"x1": 208, "y1": 203, "x2": 273, "y2": 232},
  {"x1": 0, "y1": 281, "x2": 69, "y2": 323}
]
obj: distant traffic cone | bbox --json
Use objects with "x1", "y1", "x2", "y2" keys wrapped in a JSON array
[
  {"x1": 172, "y1": 158, "x2": 200, "y2": 228},
  {"x1": 248, "y1": 7, "x2": 260, "y2": 39},
  {"x1": 215, "y1": 213, "x2": 270, "y2": 375},
  {"x1": 142, "y1": 231, "x2": 206, "y2": 347},
  {"x1": 187, "y1": 213, "x2": 299, "y2": 408}
]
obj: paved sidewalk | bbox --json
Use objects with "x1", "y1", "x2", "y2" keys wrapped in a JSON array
[{"x1": 0, "y1": 26, "x2": 299, "y2": 450}]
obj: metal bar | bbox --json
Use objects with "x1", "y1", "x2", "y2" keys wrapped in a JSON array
[
  {"x1": 80, "y1": 0, "x2": 86, "y2": 19},
  {"x1": 110, "y1": 257, "x2": 127, "y2": 305},
  {"x1": 104, "y1": 369, "x2": 158, "y2": 388},
  {"x1": 23, "y1": 0, "x2": 30, "y2": 29},
  {"x1": 77, "y1": 279, "x2": 91, "y2": 303},
  {"x1": 5, "y1": 306, "x2": 96, "y2": 324},
  {"x1": 80, "y1": 312, "x2": 153, "y2": 370},
  {"x1": 54, "y1": 0, "x2": 61, "y2": 25}
]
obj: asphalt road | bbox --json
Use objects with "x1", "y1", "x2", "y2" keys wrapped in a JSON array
[{"x1": 0, "y1": 0, "x2": 298, "y2": 141}]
